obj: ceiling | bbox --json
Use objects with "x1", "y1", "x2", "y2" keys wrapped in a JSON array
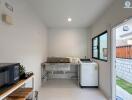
[{"x1": 28, "y1": 0, "x2": 114, "y2": 28}]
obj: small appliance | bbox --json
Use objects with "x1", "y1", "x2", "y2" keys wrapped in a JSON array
[{"x1": 0, "y1": 63, "x2": 20, "y2": 88}]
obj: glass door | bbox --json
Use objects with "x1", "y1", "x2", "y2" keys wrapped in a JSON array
[{"x1": 112, "y1": 18, "x2": 132, "y2": 100}]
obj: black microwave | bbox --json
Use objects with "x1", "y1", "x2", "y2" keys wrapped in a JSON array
[{"x1": 0, "y1": 63, "x2": 20, "y2": 88}]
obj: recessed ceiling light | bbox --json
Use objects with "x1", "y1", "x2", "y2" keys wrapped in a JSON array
[{"x1": 68, "y1": 18, "x2": 72, "y2": 22}]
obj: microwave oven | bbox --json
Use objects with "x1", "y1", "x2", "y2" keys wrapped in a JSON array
[{"x1": 0, "y1": 63, "x2": 20, "y2": 88}]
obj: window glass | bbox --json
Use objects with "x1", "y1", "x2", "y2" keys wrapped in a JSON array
[{"x1": 99, "y1": 33, "x2": 108, "y2": 60}]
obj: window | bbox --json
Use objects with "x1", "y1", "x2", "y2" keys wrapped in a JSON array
[{"x1": 92, "y1": 31, "x2": 108, "y2": 61}]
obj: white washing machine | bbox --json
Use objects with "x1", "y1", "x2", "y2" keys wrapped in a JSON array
[{"x1": 80, "y1": 60, "x2": 98, "y2": 87}]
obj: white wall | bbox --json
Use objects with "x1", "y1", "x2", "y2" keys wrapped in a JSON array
[
  {"x1": 0, "y1": 0, "x2": 47, "y2": 90},
  {"x1": 91, "y1": 0, "x2": 132, "y2": 99},
  {"x1": 48, "y1": 28, "x2": 90, "y2": 58}
]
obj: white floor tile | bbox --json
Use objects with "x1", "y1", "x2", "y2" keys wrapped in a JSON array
[{"x1": 38, "y1": 79, "x2": 107, "y2": 100}]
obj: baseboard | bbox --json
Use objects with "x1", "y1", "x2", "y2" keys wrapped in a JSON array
[{"x1": 79, "y1": 83, "x2": 98, "y2": 88}]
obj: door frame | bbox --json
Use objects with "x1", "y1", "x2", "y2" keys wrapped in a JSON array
[
  {"x1": 111, "y1": 17, "x2": 132, "y2": 100},
  {"x1": 111, "y1": 25, "x2": 116, "y2": 100}
]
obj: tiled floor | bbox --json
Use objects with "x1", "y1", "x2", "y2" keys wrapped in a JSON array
[{"x1": 39, "y1": 79, "x2": 107, "y2": 100}]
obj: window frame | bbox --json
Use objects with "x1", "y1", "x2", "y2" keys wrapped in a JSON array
[{"x1": 92, "y1": 31, "x2": 108, "y2": 62}]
